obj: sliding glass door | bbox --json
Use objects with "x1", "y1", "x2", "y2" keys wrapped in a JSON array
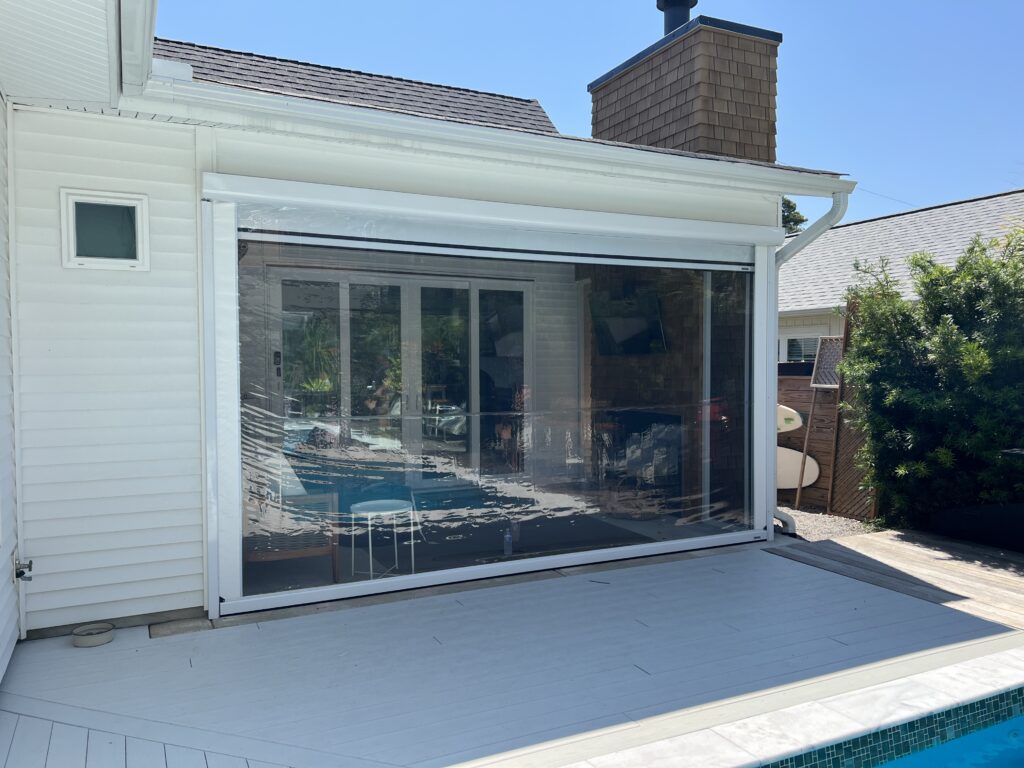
[{"x1": 236, "y1": 244, "x2": 751, "y2": 601}]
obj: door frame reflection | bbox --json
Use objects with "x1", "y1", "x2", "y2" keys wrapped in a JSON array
[{"x1": 262, "y1": 266, "x2": 535, "y2": 489}]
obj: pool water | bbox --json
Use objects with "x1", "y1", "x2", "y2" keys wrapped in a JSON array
[{"x1": 884, "y1": 716, "x2": 1024, "y2": 766}]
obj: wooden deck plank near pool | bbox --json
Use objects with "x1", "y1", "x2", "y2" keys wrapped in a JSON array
[
  {"x1": 767, "y1": 530, "x2": 1024, "y2": 630},
  {"x1": 0, "y1": 544, "x2": 1020, "y2": 768}
]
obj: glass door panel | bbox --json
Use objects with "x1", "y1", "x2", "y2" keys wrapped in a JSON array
[
  {"x1": 280, "y1": 280, "x2": 342, "y2": 445},
  {"x1": 348, "y1": 283, "x2": 403, "y2": 452},
  {"x1": 478, "y1": 289, "x2": 526, "y2": 476},
  {"x1": 419, "y1": 287, "x2": 471, "y2": 477},
  {"x1": 241, "y1": 278, "x2": 345, "y2": 596}
]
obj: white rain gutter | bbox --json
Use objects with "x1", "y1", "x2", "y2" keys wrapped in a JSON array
[{"x1": 775, "y1": 191, "x2": 849, "y2": 267}]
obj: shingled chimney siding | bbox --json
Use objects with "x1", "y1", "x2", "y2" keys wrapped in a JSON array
[{"x1": 591, "y1": 24, "x2": 778, "y2": 163}]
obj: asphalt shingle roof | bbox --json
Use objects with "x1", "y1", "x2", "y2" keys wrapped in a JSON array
[
  {"x1": 779, "y1": 189, "x2": 1024, "y2": 314},
  {"x1": 153, "y1": 38, "x2": 559, "y2": 134}
]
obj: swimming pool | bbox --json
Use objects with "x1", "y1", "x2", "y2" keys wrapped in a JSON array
[{"x1": 883, "y1": 715, "x2": 1024, "y2": 766}]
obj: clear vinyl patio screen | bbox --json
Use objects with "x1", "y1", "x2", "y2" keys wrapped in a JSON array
[{"x1": 202, "y1": 176, "x2": 779, "y2": 617}]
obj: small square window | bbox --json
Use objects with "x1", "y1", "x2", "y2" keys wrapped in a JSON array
[{"x1": 61, "y1": 189, "x2": 149, "y2": 271}]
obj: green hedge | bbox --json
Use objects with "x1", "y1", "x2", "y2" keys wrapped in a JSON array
[{"x1": 839, "y1": 229, "x2": 1024, "y2": 525}]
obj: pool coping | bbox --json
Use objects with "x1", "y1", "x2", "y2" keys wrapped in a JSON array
[
  {"x1": 763, "y1": 685, "x2": 1024, "y2": 767},
  {"x1": 452, "y1": 630, "x2": 1024, "y2": 767},
  {"x1": 556, "y1": 637, "x2": 1024, "y2": 767}
]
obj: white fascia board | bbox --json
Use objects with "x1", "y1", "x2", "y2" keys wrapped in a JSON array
[
  {"x1": 128, "y1": 80, "x2": 856, "y2": 199},
  {"x1": 204, "y1": 173, "x2": 785, "y2": 252},
  {"x1": 119, "y1": 0, "x2": 158, "y2": 97},
  {"x1": 205, "y1": 173, "x2": 775, "y2": 266},
  {"x1": 105, "y1": 0, "x2": 120, "y2": 106}
]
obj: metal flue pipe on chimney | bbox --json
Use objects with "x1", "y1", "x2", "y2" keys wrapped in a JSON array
[{"x1": 657, "y1": 0, "x2": 698, "y2": 35}]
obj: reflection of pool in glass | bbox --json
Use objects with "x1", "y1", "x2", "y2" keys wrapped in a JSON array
[
  {"x1": 286, "y1": 449, "x2": 736, "y2": 540},
  {"x1": 882, "y1": 715, "x2": 1024, "y2": 767},
  {"x1": 283, "y1": 419, "x2": 403, "y2": 453},
  {"x1": 244, "y1": 410, "x2": 751, "y2": 596}
]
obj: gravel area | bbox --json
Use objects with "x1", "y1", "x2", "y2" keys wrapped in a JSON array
[{"x1": 775, "y1": 506, "x2": 876, "y2": 541}]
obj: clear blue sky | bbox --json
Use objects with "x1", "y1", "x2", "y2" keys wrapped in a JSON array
[{"x1": 157, "y1": 0, "x2": 1024, "y2": 224}]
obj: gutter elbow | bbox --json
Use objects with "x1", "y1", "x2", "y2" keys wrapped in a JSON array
[{"x1": 776, "y1": 191, "x2": 849, "y2": 268}]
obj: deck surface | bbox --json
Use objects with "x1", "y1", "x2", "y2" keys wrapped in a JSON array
[
  {"x1": 0, "y1": 545, "x2": 1015, "y2": 768},
  {"x1": 0, "y1": 711, "x2": 283, "y2": 768},
  {"x1": 767, "y1": 529, "x2": 1024, "y2": 629}
]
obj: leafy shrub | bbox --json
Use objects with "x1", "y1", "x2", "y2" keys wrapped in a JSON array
[{"x1": 839, "y1": 229, "x2": 1024, "y2": 525}]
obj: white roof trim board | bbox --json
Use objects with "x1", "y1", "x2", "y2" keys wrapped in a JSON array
[{"x1": 779, "y1": 189, "x2": 1024, "y2": 314}]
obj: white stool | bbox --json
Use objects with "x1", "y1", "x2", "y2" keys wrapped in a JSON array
[{"x1": 349, "y1": 499, "x2": 415, "y2": 579}]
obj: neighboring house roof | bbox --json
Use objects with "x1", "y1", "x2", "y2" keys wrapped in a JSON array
[
  {"x1": 153, "y1": 38, "x2": 559, "y2": 134},
  {"x1": 779, "y1": 188, "x2": 1024, "y2": 314}
]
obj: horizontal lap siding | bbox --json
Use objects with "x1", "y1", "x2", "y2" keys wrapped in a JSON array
[
  {"x1": 778, "y1": 312, "x2": 843, "y2": 336},
  {"x1": 12, "y1": 111, "x2": 203, "y2": 630},
  {"x1": 0, "y1": 94, "x2": 20, "y2": 663}
]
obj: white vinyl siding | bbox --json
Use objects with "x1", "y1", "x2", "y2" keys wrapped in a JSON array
[
  {"x1": 0, "y1": 0, "x2": 114, "y2": 104},
  {"x1": 12, "y1": 110, "x2": 203, "y2": 631},
  {"x1": 0, "y1": 92, "x2": 19, "y2": 665}
]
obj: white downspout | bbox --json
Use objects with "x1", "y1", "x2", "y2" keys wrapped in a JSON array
[
  {"x1": 774, "y1": 507, "x2": 797, "y2": 535},
  {"x1": 776, "y1": 192, "x2": 849, "y2": 267},
  {"x1": 771, "y1": 190, "x2": 850, "y2": 536}
]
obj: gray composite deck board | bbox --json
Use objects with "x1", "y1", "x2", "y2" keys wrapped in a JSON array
[
  {"x1": 0, "y1": 711, "x2": 16, "y2": 763},
  {"x1": 205, "y1": 753, "x2": 249, "y2": 768},
  {"x1": 164, "y1": 745, "x2": 208, "y2": 768},
  {"x1": 86, "y1": 731, "x2": 126, "y2": 768},
  {"x1": 8, "y1": 715, "x2": 52, "y2": 767},
  {"x1": 1, "y1": 549, "x2": 1012, "y2": 767},
  {"x1": 125, "y1": 737, "x2": 167, "y2": 768},
  {"x1": 46, "y1": 723, "x2": 88, "y2": 768},
  {"x1": 0, "y1": 714, "x2": 281, "y2": 768}
]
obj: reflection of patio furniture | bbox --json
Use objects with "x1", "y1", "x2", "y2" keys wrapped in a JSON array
[
  {"x1": 424, "y1": 404, "x2": 467, "y2": 441},
  {"x1": 243, "y1": 492, "x2": 341, "y2": 583},
  {"x1": 592, "y1": 410, "x2": 683, "y2": 520},
  {"x1": 348, "y1": 499, "x2": 418, "y2": 578}
]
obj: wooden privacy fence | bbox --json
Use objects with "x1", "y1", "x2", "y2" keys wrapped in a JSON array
[
  {"x1": 776, "y1": 318, "x2": 877, "y2": 520},
  {"x1": 828, "y1": 327, "x2": 877, "y2": 521},
  {"x1": 777, "y1": 375, "x2": 836, "y2": 511}
]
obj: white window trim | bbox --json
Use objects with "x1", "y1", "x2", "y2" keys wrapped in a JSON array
[
  {"x1": 60, "y1": 188, "x2": 150, "y2": 271},
  {"x1": 778, "y1": 325, "x2": 830, "y2": 362}
]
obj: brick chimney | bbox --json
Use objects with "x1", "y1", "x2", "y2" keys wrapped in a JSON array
[{"x1": 589, "y1": 4, "x2": 781, "y2": 163}]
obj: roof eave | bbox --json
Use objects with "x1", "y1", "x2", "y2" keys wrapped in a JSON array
[
  {"x1": 119, "y1": 0, "x2": 159, "y2": 98},
  {"x1": 126, "y1": 78, "x2": 856, "y2": 199}
]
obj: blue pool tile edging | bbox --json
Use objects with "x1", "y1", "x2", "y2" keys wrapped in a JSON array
[{"x1": 763, "y1": 685, "x2": 1024, "y2": 768}]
